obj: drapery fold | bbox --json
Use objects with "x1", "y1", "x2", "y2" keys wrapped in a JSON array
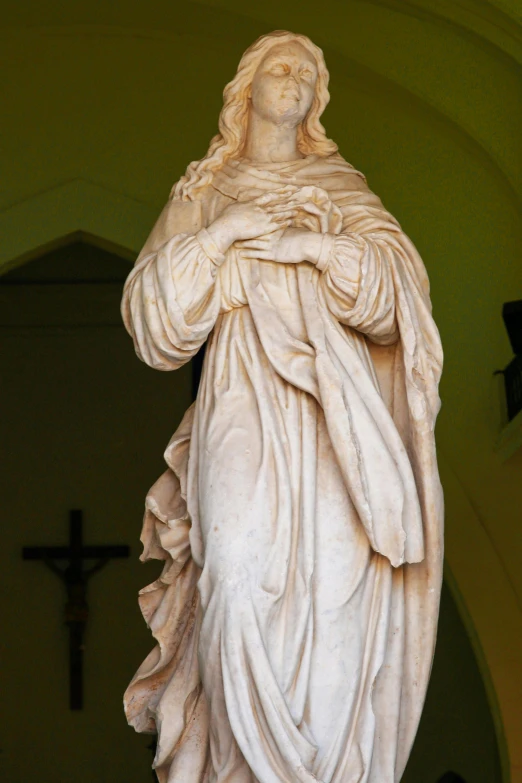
[{"x1": 122, "y1": 152, "x2": 443, "y2": 783}]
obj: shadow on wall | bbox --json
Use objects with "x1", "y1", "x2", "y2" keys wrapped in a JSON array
[{"x1": 438, "y1": 773, "x2": 466, "y2": 782}]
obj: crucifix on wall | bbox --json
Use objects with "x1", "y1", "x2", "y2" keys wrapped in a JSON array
[{"x1": 22, "y1": 509, "x2": 130, "y2": 710}]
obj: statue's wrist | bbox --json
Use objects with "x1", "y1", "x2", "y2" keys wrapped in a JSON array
[
  {"x1": 315, "y1": 233, "x2": 335, "y2": 271},
  {"x1": 197, "y1": 228, "x2": 226, "y2": 266},
  {"x1": 298, "y1": 230, "x2": 324, "y2": 266},
  {"x1": 206, "y1": 220, "x2": 234, "y2": 255}
]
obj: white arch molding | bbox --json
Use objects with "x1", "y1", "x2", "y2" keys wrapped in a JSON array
[{"x1": 0, "y1": 179, "x2": 157, "y2": 276}]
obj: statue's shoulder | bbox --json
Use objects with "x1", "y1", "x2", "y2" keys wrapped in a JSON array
[
  {"x1": 155, "y1": 197, "x2": 203, "y2": 236},
  {"x1": 314, "y1": 153, "x2": 370, "y2": 193},
  {"x1": 136, "y1": 192, "x2": 205, "y2": 262}
]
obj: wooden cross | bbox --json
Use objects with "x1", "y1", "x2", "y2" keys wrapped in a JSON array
[{"x1": 22, "y1": 509, "x2": 130, "y2": 710}]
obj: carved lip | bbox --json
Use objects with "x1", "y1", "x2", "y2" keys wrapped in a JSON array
[{"x1": 281, "y1": 88, "x2": 300, "y2": 102}]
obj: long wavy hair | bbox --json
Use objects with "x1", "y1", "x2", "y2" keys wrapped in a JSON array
[{"x1": 173, "y1": 30, "x2": 338, "y2": 201}]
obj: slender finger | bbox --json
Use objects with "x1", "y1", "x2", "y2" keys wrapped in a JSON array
[
  {"x1": 239, "y1": 250, "x2": 263, "y2": 259},
  {"x1": 265, "y1": 197, "x2": 299, "y2": 207},
  {"x1": 255, "y1": 193, "x2": 293, "y2": 207},
  {"x1": 239, "y1": 250, "x2": 274, "y2": 260},
  {"x1": 297, "y1": 201, "x2": 323, "y2": 215},
  {"x1": 254, "y1": 193, "x2": 273, "y2": 206},
  {"x1": 260, "y1": 195, "x2": 298, "y2": 208},
  {"x1": 264, "y1": 199, "x2": 299, "y2": 212},
  {"x1": 246, "y1": 231, "x2": 283, "y2": 242},
  {"x1": 266, "y1": 209, "x2": 298, "y2": 217},
  {"x1": 266, "y1": 209, "x2": 299, "y2": 218},
  {"x1": 266, "y1": 203, "x2": 297, "y2": 214},
  {"x1": 271, "y1": 210, "x2": 297, "y2": 220},
  {"x1": 273, "y1": 185, "x2": 298, "y2": 194},
  {"x1": 256, "y1": 186, "x2": 297, "y2": 201},
  {"x1": 272, "y1": 212, "x2": 298, "y2": 220},
  {"x1": 236, "y1": 239, "x2": 271, "y2": 249},
  {"x1": 262, "y1": 218, "x2": 292, "y2": 232}
]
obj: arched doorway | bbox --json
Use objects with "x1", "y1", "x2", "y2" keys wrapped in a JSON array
[{"x1": 0, "y1": 240, "x2": 191, "y2": 781}]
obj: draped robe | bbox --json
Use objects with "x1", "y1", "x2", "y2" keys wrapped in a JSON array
[{"x1": 121, "y1": 153, "x2": 444, "y2": 783}]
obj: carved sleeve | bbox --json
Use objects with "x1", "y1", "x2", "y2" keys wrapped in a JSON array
[
  {"x1": 121, "y1": 229, "x2": 224, "y2": 370},
  {"x1": 319, "y1": 231, "x2": 399, "y2": 345}
]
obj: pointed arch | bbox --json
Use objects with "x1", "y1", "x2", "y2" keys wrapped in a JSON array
[{"x1": 0, "y1": 179, "x2": 157, "y2": 276}]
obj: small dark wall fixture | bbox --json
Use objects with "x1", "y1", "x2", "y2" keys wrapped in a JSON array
[{"x1": 496, "y1": 300, "x2": 522, "y2": 421}]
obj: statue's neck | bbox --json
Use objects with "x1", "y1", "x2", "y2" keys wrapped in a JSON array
[{"x1": 243, "y1": 112, "x2": 302, "y2": 164}]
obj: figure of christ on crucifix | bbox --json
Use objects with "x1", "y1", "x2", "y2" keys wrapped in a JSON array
[{"x1": 22, "y1": 509, "x2": 130, "y2": 710}]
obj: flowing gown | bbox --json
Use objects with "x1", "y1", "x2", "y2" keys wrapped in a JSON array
[{"x1": 121, "y1": 153, "x2": 444, "y2": 783}]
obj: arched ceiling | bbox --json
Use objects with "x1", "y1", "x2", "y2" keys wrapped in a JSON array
[
  {"x1": 1, "y1": 0, "x2": 520, "y2": 214},
  {"x1": 195, "y1": 0, "x2": 522, "y2": 203}
]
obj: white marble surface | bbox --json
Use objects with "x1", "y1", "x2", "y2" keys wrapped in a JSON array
[{"x1": 121, "y1": 30, "x2": 444, "y2": 783}]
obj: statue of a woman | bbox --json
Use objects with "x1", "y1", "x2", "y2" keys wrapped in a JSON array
[{"x1": 121, "y1": 30, "x2": 444, "y2": 783}]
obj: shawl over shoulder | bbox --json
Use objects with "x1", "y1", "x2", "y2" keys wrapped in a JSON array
[{"x1": 122, "y1": 153, "x2": 443, "y2": 782}]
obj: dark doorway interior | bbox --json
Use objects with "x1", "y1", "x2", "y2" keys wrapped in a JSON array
[{"x1": 0, "y1": 242, "x2": 502, "y2": 783}]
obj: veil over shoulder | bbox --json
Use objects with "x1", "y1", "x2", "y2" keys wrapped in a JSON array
[{"x1": 122, "y1": 152, "x2": 443, "y2": 783}]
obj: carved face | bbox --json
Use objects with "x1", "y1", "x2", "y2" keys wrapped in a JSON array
[{"x1": 250, "y1": 41, "x2": 318, "y2": 127}]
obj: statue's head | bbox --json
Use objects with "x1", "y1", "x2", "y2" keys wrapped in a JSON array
[
  {"x1": 219, "y1": 31, "x2": 334, "y2": 153},
  {"x1": 174, "y1": 31, "x2": 337, "y2": 200},
  {"x1": 249, "y1": 39, "x2": 319, "y2": 128}
]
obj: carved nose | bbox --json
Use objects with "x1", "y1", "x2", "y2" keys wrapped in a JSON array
[{"x1": 286, "y1": 75, "x2": 300, "y2": 94}]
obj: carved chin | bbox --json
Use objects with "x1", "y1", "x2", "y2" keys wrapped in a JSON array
[{"x1": 274, "y1": 101, "x2": 304, "y2": 124}]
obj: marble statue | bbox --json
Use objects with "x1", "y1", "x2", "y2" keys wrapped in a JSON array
[{"x1": 121, "y1": 30, "x2": 444, "y2": 783}]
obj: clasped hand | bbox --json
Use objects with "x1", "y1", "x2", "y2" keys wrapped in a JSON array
[
  {"x1": 236, "y1": 227, "x2": 321, "y2": 265},
  {"x1": 206, "y1": 188, "x2": 321, "y2": 265}
]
